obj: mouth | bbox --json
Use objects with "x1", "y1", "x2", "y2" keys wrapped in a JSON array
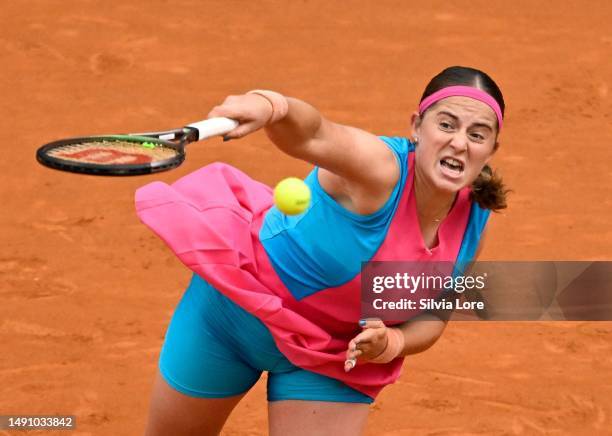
[{"x1": 438, "y1": 156, "x2": 465, "y2": 180}]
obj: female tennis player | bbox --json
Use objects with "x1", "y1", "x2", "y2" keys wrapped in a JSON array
[{"x1": 137, "y1": 66, "x2": 507, "y2": 435}]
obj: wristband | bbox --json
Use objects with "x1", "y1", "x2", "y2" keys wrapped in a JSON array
[
  {"x1": 246, "y1": 89, "x2": 289, "y2": 124},
  {"x1": 370, "y1": 327, "x2": 405, "y2": 363}
]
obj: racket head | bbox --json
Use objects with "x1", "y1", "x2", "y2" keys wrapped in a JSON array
[{"x1": 36, "y1": 134, "x2": 187, "y2": 176}]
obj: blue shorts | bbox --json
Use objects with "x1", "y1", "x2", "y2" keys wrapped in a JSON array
[{"x1": 159, "y1": 274, "x2": 373, "y2": 404}]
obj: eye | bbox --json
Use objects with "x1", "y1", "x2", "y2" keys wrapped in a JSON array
[
  {"x1": 439, "y1": 121, "x2": 454, "y2": 130},
  {"x1": 469, "y1": 132, "x2": 485, "y2": 141}
]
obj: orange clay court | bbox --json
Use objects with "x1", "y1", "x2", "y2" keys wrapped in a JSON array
[{"x1": 1, "y1": 1, "x2": 611, "y2": 435}]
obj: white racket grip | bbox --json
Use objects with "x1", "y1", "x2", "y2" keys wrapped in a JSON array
[{"x1": 187, "y1": 117, "x2": 239, "y2": 141}]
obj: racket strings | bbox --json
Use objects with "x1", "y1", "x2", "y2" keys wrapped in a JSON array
[{"x1": 47, "y1": 140, "x2": 178, "y2": 165}]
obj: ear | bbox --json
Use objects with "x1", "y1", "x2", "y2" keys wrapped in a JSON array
[{"x1": 410, "y1": 111, "x2": 421, "y2": 139}]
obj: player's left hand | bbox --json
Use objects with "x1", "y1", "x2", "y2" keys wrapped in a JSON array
[{"x1": 344, "y1": 318, "x2": 389, "y2": 372}]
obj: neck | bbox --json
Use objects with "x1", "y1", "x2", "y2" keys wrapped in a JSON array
[{"x1": 414, "y1": 170, "x2": 457, "y2": 223}]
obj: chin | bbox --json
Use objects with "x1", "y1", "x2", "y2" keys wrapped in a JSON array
[
  {"x1": 431, "y1": 168, "x2": 467, "y2": 193},
  {"x1": 432, "y1": 178, "x2": 464, "y2": 194}
]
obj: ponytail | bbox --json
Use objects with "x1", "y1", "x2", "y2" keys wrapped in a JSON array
[{"x1": 470, "y1": 165, "x2": 509, "y2": 211}]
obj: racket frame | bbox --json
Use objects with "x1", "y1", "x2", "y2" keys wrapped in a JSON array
[
  {"x1": 36, "y1": 127, "x2": 198, "y2": 176},
  {"x1": 36, "y1": 117, "x2": 238, "y2": 176}
]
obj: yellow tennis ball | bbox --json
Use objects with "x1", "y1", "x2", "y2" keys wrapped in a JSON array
[{"x1": 273, "y1": 177, "x2": 311, "y2": 215}]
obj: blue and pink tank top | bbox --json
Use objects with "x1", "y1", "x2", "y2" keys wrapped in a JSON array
[{"x1": 135, "y1": 136, "x2": 489, "y2": 398}]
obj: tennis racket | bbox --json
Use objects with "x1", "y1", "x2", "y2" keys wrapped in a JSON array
[{"x1": 36, "y1": 117, "x2": 238, "y2": 176}]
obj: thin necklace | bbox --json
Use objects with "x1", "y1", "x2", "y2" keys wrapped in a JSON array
[{"x1": 417, "y1": 196, "x2": 456, "y2": 223}]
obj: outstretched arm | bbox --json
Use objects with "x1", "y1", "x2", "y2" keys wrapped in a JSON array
[{"x1": 208, "y1": 92, "x2": 399, "y2": 214}]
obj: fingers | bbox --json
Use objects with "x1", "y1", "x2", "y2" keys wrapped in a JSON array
[
  {"x1": 344, "y1": 357, "x2": 356, "y2": 372},
  {"x1": 345, "y1": 344, "x2": 363, "y2": 360},
  {"x1": 206, "y1": 98, "x2": 246, "y2": 121},
  {"x1": 222, "y1": 120, "x2": 260, "y2": 140},
  {"x1": 359, "y1": 318, "x2": 386, "y2": 329},
  {"x1": 206, "y1": 93, "x2": 274, "y2": 140},
  {"x1": 344, "y1": 319, "x2": 389, "y2": 372},
  {"x1": 351, "y1": 325, "x2": 386, "y2": 347},
  {"x1": 344, "y1": 338, "x2": 365, "y2": 372}
]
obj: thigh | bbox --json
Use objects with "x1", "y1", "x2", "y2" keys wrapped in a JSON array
[
  {"x1": 268, "y1": 400, "x2": 370, "y2": 436},
  {"x1": 145, "y1": 371, "x2": 246, "y2": 436},
  {"x1": 267, "y1": 366, "x2": 373, "y2": 435},
  {"x1": 267, "y1": 364, "x2": 373, "y2": 404},
  {"x1": 159, "y1": 275, "x2": 262, "y2": 397},
  {"x1": 146, "y1": 276, "x2": 263, "y2": 435}
]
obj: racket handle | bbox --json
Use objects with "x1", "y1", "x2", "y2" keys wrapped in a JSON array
[{"x1": 187, "y1": 117, "x2": 239, "y2": 141}]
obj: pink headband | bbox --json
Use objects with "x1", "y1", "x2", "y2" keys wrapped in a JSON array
[{"x1": 418, "y1": 85, "x2": 503, "y2": 129}]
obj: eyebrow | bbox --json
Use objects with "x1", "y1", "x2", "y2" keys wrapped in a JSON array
[{"x1": 436, "y1": 110, "x2": 494, "y2": 131}]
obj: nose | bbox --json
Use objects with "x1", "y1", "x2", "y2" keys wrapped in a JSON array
[{"x1": 449, "y1": 132, "x2": 469, "y2": 152}]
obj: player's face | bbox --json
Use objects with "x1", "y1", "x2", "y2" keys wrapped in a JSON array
[{"x1": 412, "y1": 96, "x2": 499, "y2": 193}]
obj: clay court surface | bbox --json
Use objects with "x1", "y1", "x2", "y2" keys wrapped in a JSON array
[{"x1": 1, "y1": 1, "x2": 611, "y2": 435}]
